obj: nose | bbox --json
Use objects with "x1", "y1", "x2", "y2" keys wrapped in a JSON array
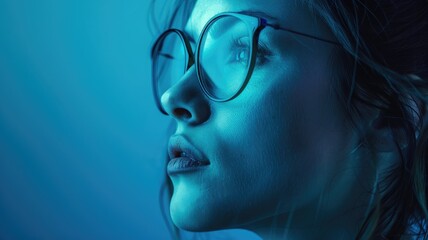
[{"x1": 160, "y1": 67, "x2": 211, "y2": 126}]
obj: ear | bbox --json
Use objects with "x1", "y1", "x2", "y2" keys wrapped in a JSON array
[
  {"x1": 368, "y1": 94, "x2": 423, "y2": 153},
  {"x1": 368, "y1": 114, "x2": 404, "y2": 153},
  {"x1": 361, "y1": 73, "x2": 425, "y2": 153}
]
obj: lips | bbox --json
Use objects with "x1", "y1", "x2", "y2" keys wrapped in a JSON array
[{"x1": 167, "y1": 135, "x2": 210, "y2": 174}]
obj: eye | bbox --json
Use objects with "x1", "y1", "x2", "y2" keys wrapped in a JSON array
[
  {"x1": 233, "y1": 46, "x2": 250, "y2": 64},
  {"x1": 225, "y1": 37, "x2": 250, "y2": 65},
  {"x1": 227, "y1": 37, "x2": 271, "y2": 66},
  {"x1": 159, "y1": 52, "x2": 174, "y2": 59}
]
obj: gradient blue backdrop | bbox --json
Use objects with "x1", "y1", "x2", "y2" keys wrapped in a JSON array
[{"x1": 0, "y1": 0, "x2": 260, "y2": 239}]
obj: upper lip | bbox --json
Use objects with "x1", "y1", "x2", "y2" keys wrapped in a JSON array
[{"x1": 168, "y1": 135, "x2": 209, "y2": 163}]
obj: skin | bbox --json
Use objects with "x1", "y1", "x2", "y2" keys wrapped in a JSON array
[{"x1": 160, "y1": 0, "x2": 393, "y2": 239}]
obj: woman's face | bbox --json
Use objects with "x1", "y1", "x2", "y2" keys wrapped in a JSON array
[{"x1": 161, "y1": 0, "x2": 364, "y2": 232}]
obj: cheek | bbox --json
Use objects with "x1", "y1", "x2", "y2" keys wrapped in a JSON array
[
  {"x1": 212, "y1": 60, "x2": 350, "y2": 207},
  {"x1": 206, "y1": 89, "x2": 314, "y2": 214}
]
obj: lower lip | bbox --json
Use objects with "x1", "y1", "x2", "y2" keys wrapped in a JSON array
[{"x1": 167, "y1": 157, "x2": 210, "y2": 174}]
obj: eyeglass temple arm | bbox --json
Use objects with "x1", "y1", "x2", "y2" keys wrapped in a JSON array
[{"x1": 263, "y1": 21, "x2": 341, "y2": 46}]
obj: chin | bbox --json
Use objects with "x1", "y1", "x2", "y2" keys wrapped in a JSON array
[
  {"x1": 170, "y1": 206, "x2": 226, "y2": 232},
  {"x1": 169, "y1": 196, "x2": 237, "y2": 232}
]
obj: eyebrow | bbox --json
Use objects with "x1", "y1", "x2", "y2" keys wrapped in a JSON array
[
  {"x1": 184, "y1": 10, "x2": 278, "y2": 44},
  {"x1": 237, "y1": 10, "x2": 278, "y2": 23}
]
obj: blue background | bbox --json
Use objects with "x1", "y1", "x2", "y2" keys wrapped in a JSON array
[{"x1": 0, "y1": 0, "x2": 259, "y2": 239}]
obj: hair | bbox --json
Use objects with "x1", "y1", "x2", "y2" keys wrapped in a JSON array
[{"x1": 149, "y1": 0, "x2": 428, "y2": 239}]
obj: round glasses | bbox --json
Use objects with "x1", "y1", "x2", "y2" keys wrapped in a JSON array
[{"x1": 151, "y1": 12, "x2": 339, "y2": 115}]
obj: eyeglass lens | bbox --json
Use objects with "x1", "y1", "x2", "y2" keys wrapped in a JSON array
[
  {"x1": 153, "y1": 32, "x2": 187, "y2": 104},
  {"x1": 153, "y1": 15, "x2": 252, "y2": 103},
  {"x1": 198, "y1": 15, "x2": 252, "y2": 100}
]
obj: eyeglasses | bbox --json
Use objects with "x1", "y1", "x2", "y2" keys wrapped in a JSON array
[{"x1": 151, "y1": 12, "x2": 339, "y2": 115}]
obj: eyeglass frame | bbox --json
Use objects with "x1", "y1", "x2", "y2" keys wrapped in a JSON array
[{"x1": 151, "y1": 12, "x2": 340, "y2": 115}]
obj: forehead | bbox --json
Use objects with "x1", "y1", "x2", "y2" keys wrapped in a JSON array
[{"x1": 185, "y1": 0, "x2": 332, "y2": 41}]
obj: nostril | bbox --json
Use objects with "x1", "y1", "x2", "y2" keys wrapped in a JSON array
[{"x1": 173, "y1": 108, "x2": 192, "y2": 120}]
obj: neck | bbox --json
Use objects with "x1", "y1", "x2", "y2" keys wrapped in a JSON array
[
  {"x1": 245, "y1": 205, "x2": 369, "y2": 240},
  {"x1": 243, "y1": 148, "x2": 383, "y2": 240}
]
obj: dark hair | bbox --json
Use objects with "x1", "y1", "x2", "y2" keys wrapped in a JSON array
[
  {"x1": 303, "y1": 1, "x2": 428, "y2": 238},
  {"x1": 149, "y1": 0, "x2": 428, "y2": 239}
]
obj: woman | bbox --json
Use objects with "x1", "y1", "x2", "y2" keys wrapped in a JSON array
[{"x1": 149, "y1": 0, "x2": 428, "y2": 239}]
